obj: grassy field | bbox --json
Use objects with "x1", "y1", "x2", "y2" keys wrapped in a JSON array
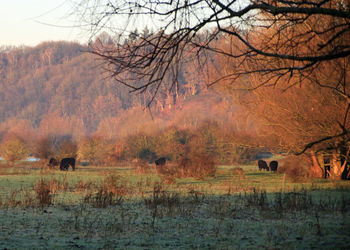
[{"x1": 0, "y1": 162, "x2": 349, "y2": 249}]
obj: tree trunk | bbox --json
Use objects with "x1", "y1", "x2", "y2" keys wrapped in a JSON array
[
  {"x1": 308, "y1": 151, "x2": 323, "y2": 178},
  {"x1": 331, "y1": 151, "x2": 346, "y2": 180}
]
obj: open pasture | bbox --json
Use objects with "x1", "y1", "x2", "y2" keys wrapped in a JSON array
[{"x1": 0, "y1": 162, "x2": 349, "y2": 249}]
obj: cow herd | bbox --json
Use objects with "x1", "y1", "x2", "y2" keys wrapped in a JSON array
[
  {"x1": 48, "y1": 156, "x2": 277, "y2": 173},
  {"x1": 258, "y1": 159, "x2": 278, "y2": 172},
  {"x1": 48, "y1": 157, "x2": 76, "y2": 171}
]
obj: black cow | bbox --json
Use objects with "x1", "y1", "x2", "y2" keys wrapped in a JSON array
[
  {"x1": 155, "y1": 157, "x2": 166, "y2": 167},
  {"x1": 48, "y1": 158, "x2": 59, "y2": 168},
  {"x1": 60, "y1": 158, "x2": 76, "y2": 171},
  {"x1": 269, "y1": 161, "x2": 278, "y2": 172},
  {"x1": 258, "y1": 160, "x2": 269, "y2": 171}
]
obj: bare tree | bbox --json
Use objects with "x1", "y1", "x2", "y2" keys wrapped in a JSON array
[{"x1": 74, "y1": 1, "x2": 350, "y2": 154}]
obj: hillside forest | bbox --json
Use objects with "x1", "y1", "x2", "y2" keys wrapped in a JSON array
[
  {"x1": 0, "y1": 40, "x2": 254, "y2": 164},
  {"x1": 0, "y1": 34, "x2": 348, "y2": 179}
]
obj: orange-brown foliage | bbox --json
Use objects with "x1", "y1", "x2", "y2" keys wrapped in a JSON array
[{"x1": 278, "y1": 155, "x2": 310, "y2": 182}]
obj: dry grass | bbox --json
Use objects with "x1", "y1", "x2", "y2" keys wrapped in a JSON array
[
  {"x1": 102, "y1": 174, "x2": 129, "y2": 196},
  {"x1": 134, "y1": 161, "x2": 153, "y2": 174},
  {"x1": 231, "y1": 167, "x2": 246, "y2": 179},
  {"x1": 83, "y1": 174, "x2": 126, "y2": 208}
]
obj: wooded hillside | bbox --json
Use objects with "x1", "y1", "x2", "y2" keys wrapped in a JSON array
[{"x1": 0, "y1": 41, "x2": 242, "y2": 140}]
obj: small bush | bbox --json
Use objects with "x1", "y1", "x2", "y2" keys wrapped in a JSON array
[
  {"x1": 77, "y1": 136, "x2": 103, "y2": 164},
  {"x1": 34, "y1": 179, "x2": 52, "y2": 208},
  {"x1": 124, "y1": 133, "x2": 157, "y2": 163},
  {"x1": 177, "y1": 153, "x2": 216, "y2": 179},
  {"x1": 278, "y1": 155, "x2": 309, "y2": 182},
  {"x1": 34, "y1": 136, "x2": 55, "y2": 165},
  {"x1": 0, "y1": 134, "x2": 30, "y2": 167}
]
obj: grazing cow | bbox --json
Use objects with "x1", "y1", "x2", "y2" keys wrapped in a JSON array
[
  {"x1": 48, "y1": 158, "x2": 59, "y2": 168},
  {"x1": 155, "y1": 157, "x2": 166, "y2": 167},
  {"x1": 269, "y1": 161, "x2": 278, "y2": 172},
  {"x1": 60, "y1": 157, "x2": 76, "y2": 171},
  {"x1": 258, "y1": 160, "x2": 269, "y2": 171}
]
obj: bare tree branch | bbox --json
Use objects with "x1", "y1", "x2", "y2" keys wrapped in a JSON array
[{"x1": 74, "y1": 0, "x2": 350, "y2": 153}]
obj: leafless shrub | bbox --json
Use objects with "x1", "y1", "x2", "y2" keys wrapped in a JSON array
[
  {"x1": 278, "y1": 156, "x2": 309, "y2": 182},
  {"x1": 273, "y1": 189, "x2": 313, "y2": 213},
  {"x1": 177, "y1": 153, "x2": 216, "y2": 179},
  {"x1": 34, "y1": 179, "x2": 52, "y2": 208},
  {"x1": 242, "y1": 189, "x2": 268, "y2": 209},
  {"x1": 84, "y1": 188, "x2": 123, "y2": 208},
  {"x1": 144, "y1": 183, "x2": 180, "y2": 218},
  {"x1": 83, "y1": 176, "x2": 125, "y2": 208},
  {"x1": 102, "y1": 174, "x2": 129, "y2": 196}
]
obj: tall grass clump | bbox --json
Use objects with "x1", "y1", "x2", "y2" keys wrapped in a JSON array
[
  {"x1": 144, "y1": 183, "x2": 180, "y2": 213},
  {"x1": 144, "y1": 183, "x2": 181, "y2": 229},
  {"x1": 34, "y1": 178, "x2": 52, "y2": 208},
  {"x1": 84, "y1": 174, "x2": 126, "y2": 208}
]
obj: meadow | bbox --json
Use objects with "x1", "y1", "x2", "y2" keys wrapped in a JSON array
[{"x1": 0, "y1": 162, "x2": 349, "y2": 249}]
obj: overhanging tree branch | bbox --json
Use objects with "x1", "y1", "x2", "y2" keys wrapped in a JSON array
[{"x1": 75, "y1": 0, "x2": 350, "y2": 153}]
